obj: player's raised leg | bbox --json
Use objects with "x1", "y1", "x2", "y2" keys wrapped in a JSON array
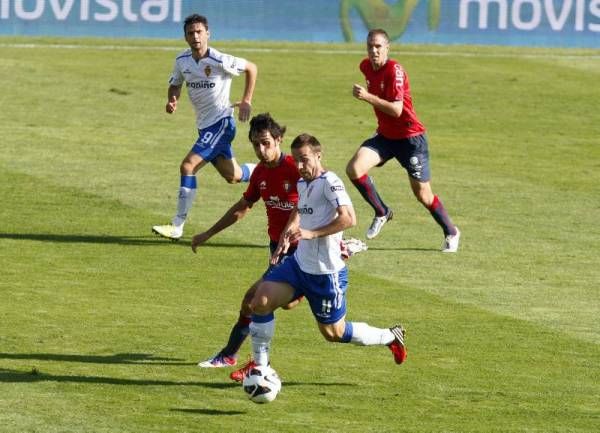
[
  {"x1": 319, "y1": 319, "x2": 407, "y2": 364},
  {"x1": 306, "y1": 270, "x2": 408, "y2": 365},
  {"x1": 213, "y1": 155, "x2": 255, "y2": 184}
]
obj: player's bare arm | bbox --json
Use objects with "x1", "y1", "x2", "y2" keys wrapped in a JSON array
[
  {"x1": 352, "y1": 83, "x2": 403, "y2": 117},
  {"x1": 166, "y1": 84, "x2": 181, "y2": 113},
  {"x1": 271, "y1": 208, "x2": 300, "y2": 264},
  {"x1": 301, "y1": 205, "x2": 356, "y2": 240},
  {"x1": 234, "y1": 61, "x2": 257, "y2": 122},
  {"x1": 191, "y1": 197, "x2": 253, "y2": 253}
]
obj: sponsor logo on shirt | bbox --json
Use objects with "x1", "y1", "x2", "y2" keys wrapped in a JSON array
[
  {"x1": 265, "y1": 196, "x2": 295, "y2": 211},
  {"x1": 187, "y1": 81, "x2": 216, "y2": 89},
  {"x1": 395, "y1": 64, "x2": 404, "y2": 86},
  {"x1": 330, "y1": 185, "x2": 345, "y2": 192}
]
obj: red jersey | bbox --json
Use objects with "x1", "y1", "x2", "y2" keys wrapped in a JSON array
[
  {"x1": 360, "y1": 58, "x2": 426, "y2": 139},
  {"x1": 243, "y1": 154, "x2": 300, "y2": 243}
]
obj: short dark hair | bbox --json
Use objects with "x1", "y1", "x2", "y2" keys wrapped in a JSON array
[
  {"x1": 184, "y1": 14, "x2": 208, "y2": 33},
  {"x1": 249, "y1": 113, "x2": 286, "y2": 142},
  {"x1": 367, "y1": 28, "x2": 390, "y2": 43},
  {"x1": 291, "y1": 133, "x2": 321, "y2": 153}
]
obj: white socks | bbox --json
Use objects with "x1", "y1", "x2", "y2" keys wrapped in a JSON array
[
  {"x1": 173, "y1": 186, "x2": 197, "y2": 227},
  {"x1": 349, "y1": 322, "x2": 395, "y2": 346},
  {"x1": 249, "y1": 317, "x2": 275, "y2": 366}
]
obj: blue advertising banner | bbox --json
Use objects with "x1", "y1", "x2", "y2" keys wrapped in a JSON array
[{"x1": 0, "y1": 0, "x2": 598, "y2": 48}]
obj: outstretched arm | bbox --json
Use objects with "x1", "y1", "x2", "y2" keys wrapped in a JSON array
[{"x1": 191, "y1": 197, "x2": 253, "y2": 253}]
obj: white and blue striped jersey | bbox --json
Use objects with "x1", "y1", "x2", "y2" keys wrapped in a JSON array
[
  {"x1": 295, "y1": 171, "x2": 353, "y2": 275},
  {"x1": 168, "y1": 47, "x2": 247, "y2": 129}
]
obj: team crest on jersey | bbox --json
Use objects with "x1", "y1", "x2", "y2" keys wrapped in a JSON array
[
  {"x1": 259, "y1": 180, "x2": 267, "y2": 190},
  {"x1": 204, "y1": 65, "x2": 211, "y2": 77},
  {"x1": 283, "y1": 181, "x2": 291, "y2": 192}
]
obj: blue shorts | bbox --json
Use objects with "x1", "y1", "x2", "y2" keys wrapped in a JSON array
[
  {"x1": 262, "y1": 242, "x2": 297, "y2": 278},
  {"x1": 362, "y1": 133, "x2": 431, "y2": 182},
  {"x1": 191, "y1": 117, "x2": 236, "y2": 163},
  {"x1": 263, "y1": 255, "x2": 348, "y2": 324}
]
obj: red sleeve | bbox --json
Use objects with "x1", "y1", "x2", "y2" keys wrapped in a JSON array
[
  {"x1": 359, "y1": 58, "x2": 369, "y2": 76},
  {"x1": 242, "y1": 168, "x2": 261, "y2": 203},
  {"x1": 387, "y1": 61, "x2": 405, "y2": 102}
]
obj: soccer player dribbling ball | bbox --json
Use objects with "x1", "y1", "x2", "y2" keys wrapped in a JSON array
[
  {"x1": 191, "y1": 114, "x2": 368, "y2": 382},
  {"x1": 347, "y1": 29, "x2": 460, "y2": 252},
  {"x1": 152, "y1": 14, "x2": 258, "y2": 241},
  {"x1": 248, "y1": 133, "x2": 407, "y2": 375}
]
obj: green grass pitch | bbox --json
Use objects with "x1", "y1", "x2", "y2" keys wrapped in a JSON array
[{"x1": 1, "y1": 36, "x2": 599, "y2": 432}]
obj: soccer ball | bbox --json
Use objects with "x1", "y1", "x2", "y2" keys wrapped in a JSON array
[{"x1": 242, "y1": 365, "x2": 281, "y2": 404}]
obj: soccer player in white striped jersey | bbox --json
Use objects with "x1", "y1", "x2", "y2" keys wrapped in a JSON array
[
  {"x1": 152, "y1": 14, "x2": 257, "y2": 240},
  {"x1": 248, "y1": 133, "x2": 407, "y2": 378}
]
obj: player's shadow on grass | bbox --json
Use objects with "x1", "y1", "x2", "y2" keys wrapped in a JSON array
[
  {"x1": 0, "y1": 352, "x2": 194, "y2": 366},
  {"x1": 0, "y1": 233, "x2": 265, "y2": 249},
  {"x1": 0, "y1": 367, "x2": 353, "y2": 389},
  {"x1": 0, "y1": 367, "x2": 238, "y2": 388},
  {"x1": 0, "y1": 233, "x2": 170, "y2": 246},
  {"x1": 170, "y1": 408, "x2": 246, "y2": 416}
]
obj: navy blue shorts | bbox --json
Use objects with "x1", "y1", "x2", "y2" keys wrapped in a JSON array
[{"x1": 361, "y1": 133, "x2": 431, "y2": 182}]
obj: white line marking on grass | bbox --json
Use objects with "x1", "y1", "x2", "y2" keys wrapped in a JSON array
[{"x1": 1, "y1": 42, "x2": 599, "y2": 59}]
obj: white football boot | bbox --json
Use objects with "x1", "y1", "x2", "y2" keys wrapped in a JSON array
[
  {"x1": 152, "y1": 224, "x2": 183, "y2": 241},
  {"x1": 441, "y1": 228, "x2": 461, "y2": 253},
  {"x1": 366, "y1": 210, "x2": 393, "y2": 240}
]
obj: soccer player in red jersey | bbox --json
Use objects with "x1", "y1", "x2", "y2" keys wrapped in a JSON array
[
  {"x1": 191, "y1": 114, "x2": 367, "y2": 381},
  {"x1": 190, "y1": 113, "x2": 301, "y2": 374},
  {"x1": 347, "y1": 29, "x2": 460, "y2": 252}
]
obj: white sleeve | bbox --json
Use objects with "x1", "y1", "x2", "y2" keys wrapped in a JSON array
[
  {"x1": 168, "y1": 59, "x2": 184, "y2": 86},
  {"x1": 324, "y1": 173, "x2": 352, "y2": 208},
  {"x1": 220, "y1": 54, "x2": 247, "y2": 76}
]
